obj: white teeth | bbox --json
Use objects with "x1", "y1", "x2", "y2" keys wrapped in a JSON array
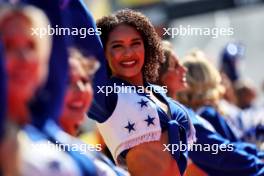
[{"x1": 121, "y1": 60, "x2": 136, "y2": 65}]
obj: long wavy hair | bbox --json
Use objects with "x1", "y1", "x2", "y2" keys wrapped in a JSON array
[{"x1": 96, "y1": 9, "x2": 164, "y2": 83}]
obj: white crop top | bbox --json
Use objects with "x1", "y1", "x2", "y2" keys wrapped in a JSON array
[{"x1": 97, "y1": 89, "x2": 162, "y2": 165}]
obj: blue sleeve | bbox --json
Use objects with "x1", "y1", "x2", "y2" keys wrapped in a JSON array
[
  {"x1": 189, "y1": 115, "x2": 264, "y2": 175},
  {"x1": 151, "y1": 88, "x2": 189, "y2": 174},
  {"x1": 64, "y1": 0, "x2": 109, "y2": 102},
  {"x1": 169, "y1": 99, "x2": 191, "y2": 132},
  {"x1": 24, "y1": 0, "x2": 109, "y2": 127},
  {"x1": 233, "y1": 141, "x2": 264, "y2": 159},
  {"x1": 199, "y1": 106, "x2": 238, "y2": 142},
  {"x1": 62, "y1": 0, "x2": 110, "y2": 123},
  {"x1": 24, "y1": 0, "x2": 69, "y2": 128},
  {"x1": 167, "y1": 100, "x2": 193, "y2": 175},
  {"x1": 88, "y1": 81, "x2": 118, "y2": 123}
]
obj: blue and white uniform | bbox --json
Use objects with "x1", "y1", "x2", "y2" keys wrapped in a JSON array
[
  {"x1": 197, "y1": 106, "x2": 264, "y2": 155},
  {"x1": 187, "y1": 109, "x2": 264, "y2": 176},
  {"x1": 197, "y1": 105, "x2": 239, "y2": 142},
  {"x1": 1, "y1": 1, "x2": 129, "y2": 175},
  {"x1": 89, "y1": 77, "x2": 192, "y2": 175},
  {"x1": 19, "y1": 119, "x2": 128, "y2": 176},
  {"x1": 219, "y1": 99, "x2": 264, "y2": 147}
]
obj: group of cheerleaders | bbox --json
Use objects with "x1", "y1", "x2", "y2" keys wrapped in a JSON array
[{"x1": 0, "y1": 1, "x2": 264, "y2": 176}]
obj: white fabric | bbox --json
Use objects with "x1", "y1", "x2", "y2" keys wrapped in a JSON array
[
  {"x1": 18, "y1": 130, "x2": 82, "y2": 176},
  {"x1": 97, "y1": 89, "x2": 162, "y2": 165},
  {"x1": 53, "y1": 129, "x2": 130, "y2": 176},
  {"x1": 219, "y1": 99, "x2": 264, "y2": 137},
  {"x1": 219, "y1": 99, "x2": 244, "y2": 138},
  {"x1": 240, "y1": 108, "x2": 264, "y2": 131}
]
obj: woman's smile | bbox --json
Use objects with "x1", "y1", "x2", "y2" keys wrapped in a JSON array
[
  {"x1": 106, "y1": 24, "x2": 145, "y2": 80},
  {"x1": 120, "y1": 59, "x2": 137, "y2": 67}
]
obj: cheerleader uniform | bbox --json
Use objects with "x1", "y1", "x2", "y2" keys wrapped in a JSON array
[
  {"x1": 89, "y1": 77, "x2": 194, "y2": 175},
  {"x1": 188, "y1": 108, "x2": 264, "y2": 176}
]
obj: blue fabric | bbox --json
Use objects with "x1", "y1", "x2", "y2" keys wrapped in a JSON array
[
  {"x1": 0, "y1": 40, "x2": 6, "y2": 141},
  {"x1": 25, "y1": 0, "x2": 108, "y2": 126},
  {"x1": 60, "y1": 0, "x2": 108, "y2": 99},
  {"x1": 198, "y1": 106, "x2": 239, "y2": 142},
  {"x1": 24, "y1": 121, "x2": 129, "y2": 176},
  {"x1": 14, "y1": 1, "x2": 125, "y2": 175},
  {"x1": 15, "y1": 1, "x2": 100, "y2": 175},
  {"x1": 221, "y1": 43, "x2": 244, "y2": 82},
  {"x1": 150, "y1": 84, "x2": 189, "y2": 174},
  {"x1": 1, "y1": 1, "x2": 122, "y2": 176},
  {"x1": 24, "y1": 0, "x2": 69, "y2": 128},
  {"x1": 221, "y1": 55, "x2": 239, "y2": 82},
  {"x1": 188, "y1": 109, "x2": 264, "y2": 176},
  {"x1": 22, "y1": 121, "x2": 97, "y2": 176},
  {"x1": 243, "y1": 124, "x2": 264, "y2": 150},
  {"x1": 233, "y1": 142, "x2": 264, "y2": 158},
  {"x1": 39, "y1": 0, "x2": 109, "y2": 131},
  {"x1": 198, "y1": 106, "x2": 264, "y2": 156},
  {"x1": 198, "y1": 106, "x2": 264, "y2": 157},
  {"x1": 61, "y1": 0, "x2": 108, "y2": 123},
  {"x1": 90, "y1": 77, "x2": 189, "y2": 175},
  {"x1": 43, "y1": 120, "x2": 97, "y2": 176},
  {"x1": 42, "y1": 120, "x2": 127, "y2": 176}
]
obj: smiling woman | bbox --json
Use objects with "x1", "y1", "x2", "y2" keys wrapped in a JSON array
[
  {"x1": 158, "y1": 41, "x2": 188, "y2": 99},
  {"x1": 97, "y1": 9, "x2": 163, "y2": 84},
  {"x1": 0, "y1": 4, "x2": 51, "y2": 176},
  {"x1": 60, "y1": 48, "x2": 100, "y2": 136},
  {"x1": 0, "y1": 5, "x2": 51, "y2": 125},
  {"x1": 88, "y1": 9, "x2": 195, "y2": 176},
  {"x1": 105, "y1": 24, "x2": 145, "y2": 83}
]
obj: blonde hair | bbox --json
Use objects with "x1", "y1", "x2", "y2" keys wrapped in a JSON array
[
  {"x1": 0, "y1": 5, "x2": 51, "y2": 86},
  {"x1": 177, "y1": 49, "x2": 225, "y2": 109},
  {"x1": 68, "y1": 48, "x2": 100, "y2": 77},
  {"x1": 157, "y1": 40, "x2": 177, "y2": 84}
]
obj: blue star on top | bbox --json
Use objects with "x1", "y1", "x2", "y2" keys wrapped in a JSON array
[
  {"x1": 144, "y1": 115, "x2": 155, "y2": 126},
  {"x1": 125, "y1": 121, "x2": 136, "y2": 133},
  {"x1": 138, "y1": 99, "x2": 148, "y2": 108},
  {"x1": 48, "y1": 160, "x2": 61, "y2": 171}
]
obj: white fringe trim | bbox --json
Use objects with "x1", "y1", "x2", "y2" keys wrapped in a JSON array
[{"x1": 114, "y1": 130, "x2": 161, "y2": 166}]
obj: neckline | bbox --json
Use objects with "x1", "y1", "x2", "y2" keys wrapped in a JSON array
[
  {"x1": 110, "y1": 76, "x2": 150, "y2": 96},
  {"x1": 144, "y1": 83, "x2": 173, "y2": 120},
  {"x1": 110, "y1": 77, "x2": 173, "y2": 120},
  {"x1": 153, "y1": 91, "x2": 173, "y2": 120}
]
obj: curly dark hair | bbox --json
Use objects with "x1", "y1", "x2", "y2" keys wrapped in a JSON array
[{"x1": 96, "y1": 9, "x2": 164, "y2": 83}]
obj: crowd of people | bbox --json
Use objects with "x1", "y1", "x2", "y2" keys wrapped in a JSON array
[{"x1": 0, "y1": 0, "x2": 264, "y2": 176}]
